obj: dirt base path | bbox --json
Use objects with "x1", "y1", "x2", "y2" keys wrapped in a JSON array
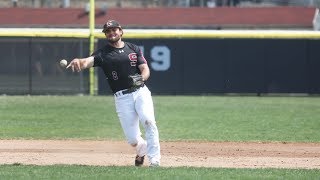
[{"x1": 0, "y1": 140, "x2": 319, "y2": 169}]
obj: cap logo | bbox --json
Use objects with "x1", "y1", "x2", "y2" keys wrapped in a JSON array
[{"x1": 107, "y1": 21, "x2": 113, "y2": 27}]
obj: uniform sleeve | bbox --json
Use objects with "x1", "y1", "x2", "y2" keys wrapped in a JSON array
[
  {"x1": 92, "y1": 49, "x2": 103, "y2": 67},
  {"x1": 135, "y1": 45, "x2": 147, "y2": 66}
]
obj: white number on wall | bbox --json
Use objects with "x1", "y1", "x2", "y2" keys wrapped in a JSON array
[
  {"x1": 139, "y1": 45, "x2": 171, "y2": 71},
  {"x1": 150, "y1": 46, "x2": 170, "y2": 71}
]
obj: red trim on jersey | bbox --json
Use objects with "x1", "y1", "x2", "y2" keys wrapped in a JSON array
[{"x1": 140, "y1": 50, "x2": 147, "y2": 63}]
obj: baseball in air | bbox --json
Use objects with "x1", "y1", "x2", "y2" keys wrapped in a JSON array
[{"x1": 59, "y1": 59, "x2": 68, "y2": 68}]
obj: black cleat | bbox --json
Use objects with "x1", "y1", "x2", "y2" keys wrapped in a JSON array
[{"x1": 135, "y1": 155, "x2": 145, "y2": 166}]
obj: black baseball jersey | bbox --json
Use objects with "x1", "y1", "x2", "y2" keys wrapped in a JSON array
[{"x1": 92, "y1": 42, "x2": 147, "y2": 93}]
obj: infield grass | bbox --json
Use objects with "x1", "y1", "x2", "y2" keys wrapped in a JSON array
[
  {"x1": 0, "y1": 95, "x2": 319, "y2": 142},
  {"x1": 0, "y1": 164, "x2": 319, "y2": 180},
  {"x1": 0, "y1": 95, "x2": 320, "y2": 179}
]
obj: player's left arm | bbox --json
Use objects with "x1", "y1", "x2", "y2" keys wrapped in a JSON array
[
  {"x1": 136, "y1": 45, "x2": 150, "y2": 82},
  {"x1": 138, "y1": 63, "x2": 150, "y2": 82}
]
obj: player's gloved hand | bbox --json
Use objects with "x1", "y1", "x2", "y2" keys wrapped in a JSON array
[{"x1": 128, "y1": 74, "x2": 144, "y2": 87}]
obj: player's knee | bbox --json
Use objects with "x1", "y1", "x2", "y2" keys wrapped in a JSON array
[
  {"x1": 144, "y1": 119, "x2": 156, "y2": 127},
  {"x1": 127, "y1": 139, "x2": 138, "y2": 147}
]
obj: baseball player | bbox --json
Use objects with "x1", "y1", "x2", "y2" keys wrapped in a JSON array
[{"x1": 66, "y1": 20, "x2": 161, "y2": 167}]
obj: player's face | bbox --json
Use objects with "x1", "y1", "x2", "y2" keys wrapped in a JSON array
[{"x1": 105, "y1": 28, "x2": 122, "y2": 43}]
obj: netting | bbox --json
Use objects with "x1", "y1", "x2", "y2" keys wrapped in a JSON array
[{"x1": 0, "y1": 37, "x2": 90, "y2": 95}]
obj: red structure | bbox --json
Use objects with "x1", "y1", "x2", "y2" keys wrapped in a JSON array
[{"x1": 0, "y1": 7, "x2": 316, "y2": 29}]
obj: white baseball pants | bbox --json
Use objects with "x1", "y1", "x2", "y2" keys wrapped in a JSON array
[{"x1": 114, "y1": 85, "x2": 161, "y2": 165}]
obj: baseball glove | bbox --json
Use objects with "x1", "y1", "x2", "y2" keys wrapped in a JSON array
[{"x1": 128, "y1": 74, "x2": 144, "y2": 87}]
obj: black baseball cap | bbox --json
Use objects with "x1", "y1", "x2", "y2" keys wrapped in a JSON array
[{"x1": 102, "y1": 20, "x2": 122, "y2": 33}]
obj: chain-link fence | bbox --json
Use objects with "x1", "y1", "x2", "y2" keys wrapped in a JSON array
[{"x1": 0, "y1": 37, "x2": 90, "y2": 95}]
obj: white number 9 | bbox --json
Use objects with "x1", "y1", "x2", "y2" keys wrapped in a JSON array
[{"x1": 150, "y1": 46, "x2": 170, "y2": 71}]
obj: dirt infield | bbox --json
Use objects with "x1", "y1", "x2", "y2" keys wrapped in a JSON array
[{"x1": 0, "y1": 140, "x2": 319, "y2": 169}]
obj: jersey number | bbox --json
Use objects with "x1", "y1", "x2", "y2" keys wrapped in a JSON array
[{"x1": 112, "y1": 71, "x2": 118, "y2": 80}]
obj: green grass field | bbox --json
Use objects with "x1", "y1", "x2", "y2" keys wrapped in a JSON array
[
  {"x1": 0, "y1": 95, "x2": 320, "y2": 179},
  {"x1": 1, "y1": 95, "x2": 320, "y2": 142},
  {"x1": 0, "y1": 165, "x2": 319, "y2": 180}
]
